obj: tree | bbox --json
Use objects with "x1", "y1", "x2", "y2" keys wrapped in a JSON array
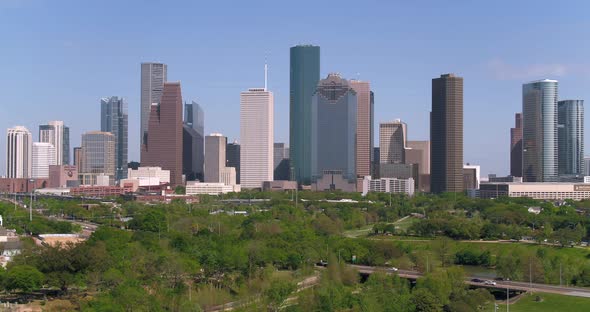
[
  {"x1": 265, "y1": 279, "x2": 296, "y2": 312},
  {"x1": 4, "y1": 265, "x2": 44, "y2": 293},
  {"x1": 412, "y1": 288, "x2": 442, "y2": 312},
  {"x1": 432, "y1": 237, "x2": 454, "y2": 267}
]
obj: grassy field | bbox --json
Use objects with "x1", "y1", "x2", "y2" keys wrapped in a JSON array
[{"x1": 498, "y1": 293, "x2": 590, "y2": 312}]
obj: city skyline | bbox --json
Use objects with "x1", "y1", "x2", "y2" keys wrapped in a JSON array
[{"x1": 2, "y1": 1, "x2": 590, "y2": 177}]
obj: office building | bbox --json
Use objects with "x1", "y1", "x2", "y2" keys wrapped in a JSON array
[
  {"x1": 312, "y1": 170, "x2": 357, "y2": 192},
  {"x1": 406, "y1": 140, "x2": 430, "y2": 192},
  {"x1": 274, "y1": 143, "x2": 290, "y2": 181},
  {"x1": 101, "y1": 96, "x2": 128, "y2": 181},
  {"x1": 479, "y1": 182, "x2": 590, "y2": 201},
  {"x1": 73, "y1": 147, "x2": 82, "y2": 174},
  {"x1": 262, "y1": 180, "x2": 297, "y2": 192},
  {"x1": 558, "y1": 100, "x2": 584, "y2": 176},
  {"x1": 361, "y1": 176, "x2": 415, "y2": 197},
  {"x1": 372, "y1": 147, "x2": 380, "y2": 177},
  {"x1": 380, "y1": 120, "x2": 407, "y2": 164},
  {"x1": 349, "y1": 80, "x2": 373, "y2": 181},
  {"x1": 290, "y1": 45, "x2": 320, "y2": 184},
  {"x1": 463, "y1": 164, "x2": 480, "y2": 190},
  {"x1": 522, "y1": 79, "x2": 558, "y2": 182},
  {"x1": 183, "y1": 101, "x2": 204, "y2": 181},
  {"x1": 140, "y1": 62, "x2": 167, "y2": 147},
  {"x1": 240, "y1": 87, "x2": 274, "y2": 189},
  {"x1": 48, "y1": 165, "x2": 78, "y2": 188},
  {"x1": 431, "y1": 74, "x2": 464, "y2": 193},
  {"x1": 126, "y1": 166, "x2": 170, "y2": 186},
  {"x1": 220, "y1": 167, "x2": 237, "y2": 186},
  {"x1": 39, "y1": 121, "x2": 69, "y2": 165},
  {"x1": 311, "y1": 73, "x2": 357, "y2": 184},
  {"x1": 510, "y1": 113, "x2": 523, "y2": 177},
  {"x1": 141, "y1": 82, "x2": 183, "y2": 186},
  {"x1": 585, "y1": 157, "x2": 590, "y2": 176},
  {"x1": 186, "y1": 181, "x2": 240, "y2": 196},
  {"x1": 32, "y1": 142, "x2": 56, "y2": 178},
  {"x1": 205, "y1": 133, "x2": 227, "y2": 183},
  {"x1": 6, "y1": 126, "x2": 32, "y2": 179},
  {"x1": 80, "y1": 131, "x2": 115, "y2": 185},
  {"x1": 226, "y1": 141, "x2": 240, "y2": 184}
]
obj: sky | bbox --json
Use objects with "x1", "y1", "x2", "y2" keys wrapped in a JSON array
[{"x1": 2, "y1": 0, "x2": 590, "y2": 177}]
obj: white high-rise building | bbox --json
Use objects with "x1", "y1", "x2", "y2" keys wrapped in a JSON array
[
  {"x1": 240, "y1": 88, "x2": 274, "y2": 188},
  {"x1": 204, "y1": 133, "x2": 227, "y2": 183},
  {"x1": 6, "y1": 126, "x2": 33, "y2": 178},
  {"x1": 141, "y1": 62, "x2": 167, "y2": 148},
  {"x1": 221, "y1": 167, "x2": 237, "y2": 186},
  {"x1": 39, "y1": 120, "x2": 69, "y2": 165},
  {"x1": 32, "y1": 142, "x2": 56, "y2": 178}
]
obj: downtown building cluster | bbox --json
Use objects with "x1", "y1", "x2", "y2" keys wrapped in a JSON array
[{"x1": 4, "y1": 45, "x2": 586, "y2": 200}]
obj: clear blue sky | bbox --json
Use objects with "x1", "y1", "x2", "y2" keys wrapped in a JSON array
[{"x1": 2, "y1": 0, "x2": 590, "y2": 177}]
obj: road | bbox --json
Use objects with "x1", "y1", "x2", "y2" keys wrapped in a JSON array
[{"x1": 350, "y1": 264, "x2": 590, "y2": 298}]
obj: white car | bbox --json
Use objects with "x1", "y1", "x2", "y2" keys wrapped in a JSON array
[
  {"x1": 484, "y1": 280, "x2": 496, "y2": 286},
  {"x1": 388, "y1": 267, "x2": 399, "y2": 272}
]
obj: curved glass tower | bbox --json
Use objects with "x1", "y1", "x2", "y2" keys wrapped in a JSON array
[
  {"x1": 522, "y1": 79, "x2": 558, "y2": 182},
  {"x1": 558, "y1": 100, "x2": 584, "y2": 176}
]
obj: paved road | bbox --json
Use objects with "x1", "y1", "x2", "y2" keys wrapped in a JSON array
[{"x1": 350, "y1": 264, "x2": 590, "y2": 298}]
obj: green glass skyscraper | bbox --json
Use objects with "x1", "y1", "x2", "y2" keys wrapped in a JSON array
[{"x1": 290, "y1": 45, "x2": 320, "y2": 185}]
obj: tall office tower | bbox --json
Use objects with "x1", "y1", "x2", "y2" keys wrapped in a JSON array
[
  {"x1": 73, "y1": 147, "x2": 82, "y2": 174},
  {"x1": 6, "y1": 126, "x2": 32, "y2": 178},
  {"x1": 349, "y1": 80, "x2": 373, "y2": 180},
  {"x1": 183, "y1": 101, "x2": 205, "y2": 181},
  {"x1": 290, "y1": 45, "x2": 320, "y2": 184},
  {"x1": 510, "y1": 113, "x2": 523, "y2": 177},
  {"x1": 406, "y1": 140, "x2": 430, "y2": 193},
  {"x1": 522, "y1": 79, "x2": 558, "y2": 182},
  {"x1": 32, "y1": 142, "x2": 56, "y2": 178},
  {"x1": 431, "y1": 73, "x2": 464, "y2": 193},
  {"x1": 380, "y1": 120, "x2": 407, "y2": 164},
  {"x1": 585, "y1": 156, "x2": 590, "y2": 176},
  {"x1": 39, "y1": 121, "x2": 69, "y2": 165},
  {"x1": 311, "y1": 73, "x2": 357, "y2": 183},
  {"x1": 101, "y1": 96, "x2": 128, "y2": 181},
  {"x1": 226, "y1": 141, "x2": 240, "y2": 184},
  {"x1": 558, "y1": 100, "x2": 584, "y2": 176},
  {"x1": 205, "y1": 133, "x2": 227, "y2": 183},
  {"x1": 140, "y1": 62, "x2": 168, "y2": 147},
  {"x1": 274, "y1": 143, "x2": 290, "y2": 180},
  {"x1": 141, "y1": 82, "x2": 183, "y2": 186},
  {"x1": 80, "y1": 131, "x2": 115, "y2": 185},
  {"x1": 240, "y1": 87, "x2": 274, "y2": 188},
  {"x1": 372, "y1": 147, "x2": 380, "y2": 177}
]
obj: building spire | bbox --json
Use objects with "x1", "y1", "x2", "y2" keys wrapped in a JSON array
[{"x1": 264, "y1": 55, "x2": 268, "y2": 91}]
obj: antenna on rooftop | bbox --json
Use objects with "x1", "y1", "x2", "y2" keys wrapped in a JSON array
[{"x1": 264, "y1": 53, "x2": 268, "y2": 91}]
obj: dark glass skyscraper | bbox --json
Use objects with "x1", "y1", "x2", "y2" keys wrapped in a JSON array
[
  {"x1": 290, "y1": 45, "x2": 320, "y2": 185},
  {"x1": 430, "y1": 74, "x2": 463, "y2": 193},
  {"x1": 183, "y1": 101, "x2": 205, "y2": 181},
  {"x1": 510, "y1": 113, "x2": 523, "y2": 177},
  {"x1": 558, "y1": 100, "x2": 584, "y2": 176},
  {"x1": 226, "y1": 141, "x2": 240, "y2": 184},
  {"x1": 101, "y1": 96, "x2": 128, "y2": 181},
  {"x1": 522, "y1": 79, "x2": 558, "y2": 182}
]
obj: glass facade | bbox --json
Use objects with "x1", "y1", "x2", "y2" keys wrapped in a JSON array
[
  {"x1": 101, "y1": 96, "x2": 129, "y2": 181},
  {"x1": 81, "y1": 131, "x2": 115, "y2": 185},
  {"x1": 522, "y1": 80, "x2": 558, "y2": 182},
  {"x1": 558, "y1": 100, "x2": 584, "y2": 176},
  {"x1": 289, "y1": 45, "x2": 320, "y2": 185},
  {"x1": 183, "y1": 101, "x2": 205, "y2": 180}
]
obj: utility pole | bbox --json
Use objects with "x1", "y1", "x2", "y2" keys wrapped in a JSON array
[
  {"x1": 506, "y1": 287, "x2": 509, "y2": 312},
  {"x1": 529, "y1": 257, "x2": 532, "y2": 292},
  {"x1": 560, "y1": 263, "x2": 562, "y2": 286}
]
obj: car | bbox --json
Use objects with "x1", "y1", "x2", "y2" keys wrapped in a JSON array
[
  {"x1": 484, "y1": 280, "x2": 497, "y2": 286},
  {"x1": 316, "y1": 260, "x2": 328, "y2": 267},
  {"x1": 388, "y1": 267, "x2": 399, "y2": 272},
  {"x1": 471, "y1": 278, "x2": 484, "y2": 283}
]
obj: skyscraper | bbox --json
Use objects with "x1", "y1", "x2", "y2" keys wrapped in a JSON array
[
  {"x1": 141, "y1": 82, "x2": 183, "y2": 186},
  {"x1": 73, "y1": 147, "x2": 82, "y2": 174},
  {"x1": 510, "y1": 113, "x2": 523, "y2": 177},
  {"x1": 522, "y1": 79, "x2": 558, "y2": 182},
  {"x1": 140, "y1": 62, "x2": 167, "y2": 147},
  {"x1": 273, "y1": 143, "x2": 290, "y2": 180},
  {"x1": 380, "y1": 120, "x2": 407, "y2": 164},
  {"x1": 32, "y1": 142, "x2": 56, "y2": 178},
  {"x1": 183, "y1": 101, "x2": 205, "y2": 181},
  {"x1": 80, "y1": 131, "x2": 115, "y2": 185},
  {"x1": 311, "y1": 73, "x2": 357, "y2": 183},
  {"x1": 240, "y1": 88, "x2": 274, "y2": 188},
  {"x1": 431, "y1": 73, "x2": 464, "y2": 193},
  {"x1": 290, "y1": 45, "x2": 320, "y2": 185},
  {"x1": 39, "y1": 121, "x2": 69, "y2": 165},
  {"x1": 6, "y1": 126, "x2": 32, "y2": 179},
  {"x1": 406, "y1": 140, "x2": 430, "y2": 193},
  {"x1": 558, "y1": 100, "x2": 584, "y2": 176},
  {"x1": 101, "y1": 96, "x2": 128, "y2": 181},
  {"x1": 226, "y1": 141, "x2": 240, "y2": 184},
  {"x1": 205, "y1": 133, "x2": 227, "y2": 183},
  {"x1": 349, "y1": 80, "x2": 373, "y2": 181}
]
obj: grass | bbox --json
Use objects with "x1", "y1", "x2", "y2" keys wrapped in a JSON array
[
  {"x1": 498, "y1": 293, "x2": 590, "y2": 312},
  {"x1": 392, "y1": 216, "x2": 418, "y2": 232}
]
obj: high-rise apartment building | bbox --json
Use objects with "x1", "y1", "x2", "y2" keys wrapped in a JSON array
[
  {"x1": 39, "y1": 121, "x2": 69, "y2": 165},
  {"x1": 510, "y1": 113, "x2": 523, "y2": 177},
  {"x1": 290, "y1": 45, "x2": 320, "y2": 184},
  {"x1": 6, "y1": 126, "x2": 32, "y2": 179},
  {"x1": 431, "y1": 73, "x2": 464, "y2": 193},
  {"x1": 558, "y1": 100, "x2": 584, "y2": 176},
  {"x1": 80, "y1": 131, "x2": 115, "y2": 185},
  {"x1": 205, "y1": 133, "x2": 227, "y2": 183},
  {"x1": 380, "y1": 120, "x2": 407, "y2": 164},
  {"x1": 522, "y1": 79, "x2": 558, "y2": 182},
  {"x1": 349, "y1": 80, "x2": 373, "y2": 181},
  {"x1": 140, "y1": 62, "x2": 167, "y2": 147},
  {"x1": 141, "y1": 82, "x2": 183, "y2": 186},
  {"x1": 240, "y1": 88, "x2": 274, "y2": 188},
  {"x1": 101, "y1": 96, "x2": 128, "y2": 181},
  {"x1": 311, "y1": 73, "x2": 357, "y2": 183},
  {"x1": 226, "y1": 141, "x2": 240, "y2": 184},
  {"x1": 32, "y1": 142, "x2": 56, "y2": 178},
  {"x1": 183, "y1": 101, "x2": 205, "y2": 181}
]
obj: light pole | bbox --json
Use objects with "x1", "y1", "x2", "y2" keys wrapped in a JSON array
[
  {"x1": 506, "y1": 287, "x2": 509, "y2": 312},
  {"x1": 29, "y1": 179, "x2": 35, "y2": 222}
]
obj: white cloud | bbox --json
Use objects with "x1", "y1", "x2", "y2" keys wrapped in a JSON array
[{"x1": 487, "y1": 59, "x2": 569, "y2": 80}]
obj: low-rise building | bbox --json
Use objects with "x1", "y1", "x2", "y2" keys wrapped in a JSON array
[
  {"x1": 312, "y1": 170, "x2": 357, "y2": 192},
  {"x1": 0, "y1": 178, "x2": 49, "y2": 193},
  {"x1": 185, "y1": 181, "x2": 240, "y2": 195},
  {"x1": 70, "y1": 185, "x2": 125, "y2": 197},
  {"x1": 262, "y1": 180, "x2": 297, "y2": 191},
  {"x1": 479, "y1": 182, "x2": 590, "y2": 201},
  {"x1": 361, "y1": 176, "x2": 415, "y2": 196}
]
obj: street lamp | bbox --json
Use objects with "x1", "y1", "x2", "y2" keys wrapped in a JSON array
[{"x1": 29, "y1": 179, "x2": 35, "y2": 222}]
